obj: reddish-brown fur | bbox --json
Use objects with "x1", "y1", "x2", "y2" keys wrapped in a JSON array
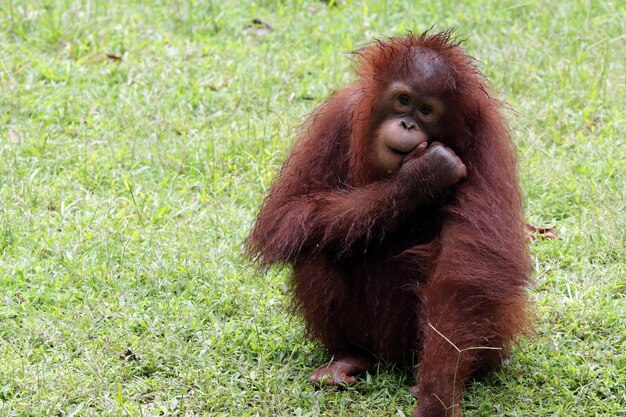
[{"x1": 246, "y1": 31, "x2": 530, "y2": 417}]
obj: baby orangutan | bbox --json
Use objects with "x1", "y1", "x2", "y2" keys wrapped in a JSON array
[{"x1": 247, "y1": 31, "x2": 530, "y2": 417}]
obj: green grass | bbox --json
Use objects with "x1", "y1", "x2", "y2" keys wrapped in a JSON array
[{"x1": 0, "y1": 0, "x2": 624, "y2": 416}]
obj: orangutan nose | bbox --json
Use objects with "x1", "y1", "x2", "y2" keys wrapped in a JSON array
[{"x1": 400, "y1": 118, "x2": 417, "y2": 130}]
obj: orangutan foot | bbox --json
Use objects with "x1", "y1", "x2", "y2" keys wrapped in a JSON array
[{"x1": 309, "y1": 354, "x2": 376, "y2": 386}]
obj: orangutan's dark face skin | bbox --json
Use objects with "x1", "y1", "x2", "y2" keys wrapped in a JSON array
[{"x1": 373, "y1": 48, "x2": 453, "y2": 174}]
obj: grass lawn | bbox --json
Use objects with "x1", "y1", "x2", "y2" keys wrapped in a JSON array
[{"x1": 1, "y1": 0, "x2": 624, "y2": 416}]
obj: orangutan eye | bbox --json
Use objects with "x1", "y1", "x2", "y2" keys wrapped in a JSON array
[
  {"x1": 397, "y1": 94, "x2": 411, "y2": 107},
  {"x1": 419, "y1": 105, "x2": 433, "y2": 115}
]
